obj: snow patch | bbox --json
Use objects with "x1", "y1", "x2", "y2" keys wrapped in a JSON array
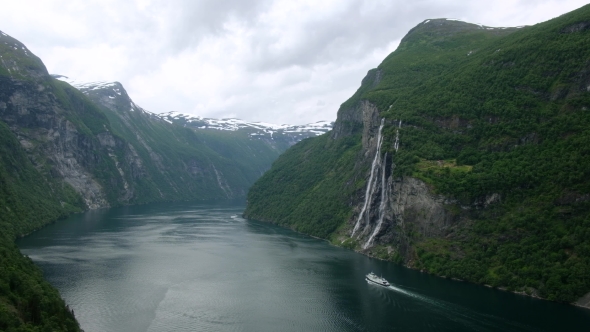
[{"x1": 49, "y1": 76, "x2": 334, "y2": 138}]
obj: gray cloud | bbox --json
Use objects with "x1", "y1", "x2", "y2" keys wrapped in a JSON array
[
  {"x1": 0, "y1": 0, "x2": 587, "y2": 125},
  {"x1": 157, "y1": 0, "x2": 273, "y2": 52},
  {"x1": 244, "y1": 0, "x2": 469, "y2": 72}
]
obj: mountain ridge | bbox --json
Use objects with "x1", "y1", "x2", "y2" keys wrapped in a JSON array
[{"x1": 52, "y1": 74, "x2": 333, "y2": 144}]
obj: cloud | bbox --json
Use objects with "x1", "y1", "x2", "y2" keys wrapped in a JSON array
[{"x1": 0, "y1": 0, "x2": 588, "y2": 124}]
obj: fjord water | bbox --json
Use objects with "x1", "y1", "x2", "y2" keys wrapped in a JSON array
[{"x1": 18, "y1": 202, "x2": 590, "y2": 332}]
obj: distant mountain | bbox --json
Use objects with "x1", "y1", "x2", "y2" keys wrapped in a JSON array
[
  {"x1": 158, "y1": 111, "x2": 332, "y2": 141},
  {"x1": 53, "y1": 75, "x2": 333, "y2": 147},
  {"x1": 245, "y1": 5, "x2": 590, "y2": 306}
]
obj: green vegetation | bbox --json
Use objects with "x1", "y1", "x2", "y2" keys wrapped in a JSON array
[
  {"x1": 376, "y1": 5, "x2": 590, "y2": 302},
  {"x1": 84, "y1": 83, "x2": 286, "y2": 203},
  {"x1": 0, "y1": 34, "x2": 47, "y2": 81},
  {"x1": 245, "y1": 133, "x2": 362, "y2": 238},
  {"x1": 0, "y1": 121, "x2": 81, "y2": 331},
  {"x1": 246, "y1": 4, "x2": 590, "y2": 303}
]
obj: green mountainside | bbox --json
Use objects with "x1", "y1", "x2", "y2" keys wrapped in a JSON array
[
  {"x1": 0, "y1": 121, "x2": 80, "y2": 330},
  {"x1": 245, "y1": 5, "x2": 590, "y2": 304},
  {"x1": 68, "y1": 80, "x2": 287, "y2": 202}
]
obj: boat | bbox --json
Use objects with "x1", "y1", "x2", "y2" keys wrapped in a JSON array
[{"x1": 366, "y1": 272, "x2": 390, "y2": 287}]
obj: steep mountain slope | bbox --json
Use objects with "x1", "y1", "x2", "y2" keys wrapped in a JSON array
[
  {"x1": 0, "y1": 30, "x2": 81, "y2": 331},
  {"x1": 53, "y1": 76, "x2": 333, "y2": 191},
  {"x1": 245, "y1": 4, "x2": 590, "y2": 305}
]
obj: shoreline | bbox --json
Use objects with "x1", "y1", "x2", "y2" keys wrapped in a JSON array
[
  {"x1": 242, "y1": 213, "x2": 590, "y2": 310},
  {"x1": 356, "y1": 245, "x2": 590, "y2": 310}
]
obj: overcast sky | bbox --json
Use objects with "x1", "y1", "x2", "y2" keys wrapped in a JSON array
[{"x1": 1, "y1": 1, "x2": 588, "y2": 125}]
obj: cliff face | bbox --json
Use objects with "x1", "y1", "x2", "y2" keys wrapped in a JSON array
[
  {"x1": 246, "y1": 4, "x2": 590, "y2": 306},
  {"x1": 1, "y1": 26, "x2": 288, "y2": 210},
  {"x1": 0, "y1": 78, "x2": 112, "y2": 208},
  {"x1": 331, "y1": 99, "x2": 455, "y2": 258}
]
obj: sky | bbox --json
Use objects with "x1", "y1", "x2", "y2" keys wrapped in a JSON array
[{"x1": 1, "y1": 1, "x2": 588, "y2": 125}]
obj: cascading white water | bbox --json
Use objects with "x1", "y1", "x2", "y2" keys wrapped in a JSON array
[
  {"x1": 360, "y1": 119, "x2": 402, "y2": 249},
  {"x1": 351, "y1": 118, "x2": 385, "y2": 237},
  {"x1": 363, "y1": 152, "x2": 388, "y2": 249},
  {"x1": 393, "y1": 120, "x2": 401, "y2": 152}
]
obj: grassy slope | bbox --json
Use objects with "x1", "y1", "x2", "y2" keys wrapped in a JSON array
[
  {"x1": 246, "y1": 5, "x2": 590, "y2": 302},
  {"x1": 245, "y1": 133, "x2": 362, "y2": 238}
]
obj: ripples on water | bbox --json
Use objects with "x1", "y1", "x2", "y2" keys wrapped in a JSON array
[{"x1": 17, "y1": 201, "x2": 590, "y2": 332}]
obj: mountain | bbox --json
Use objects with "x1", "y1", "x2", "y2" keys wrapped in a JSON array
[
  {"x1": 51, "y1": 76, "x2": 333, "y2": 199},
  {"x1": 156, "y1": 111, "x2": 332, "y2": 146},
  {"x1": 245, "y1": 4, "x2": 590, "y2": 306},
  {"x1": 54, "y1": 75, "x2": 333, "y2": 149},
  {"x1": 0, "y1": 29, "x2": 82, "y2": 331}
]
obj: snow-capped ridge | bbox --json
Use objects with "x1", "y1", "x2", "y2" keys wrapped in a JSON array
[
  {"x1": 156, "y1": 111, "x2": 333, "y2": 135},
  {"x1": 51, "y1": 75, "x2": 333, "y2": 145},
  {"x1": 53, "y1": 75, "x2": 121, "y2": 92}
]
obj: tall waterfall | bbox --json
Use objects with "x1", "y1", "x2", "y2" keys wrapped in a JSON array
[
  {"x1": 353, "y1": 119, "x2": 402, "y2": 248},
  {"x1": 351, "y1": 119, "x2": 385, "y2": 237},
  {"x1": 394, "y1": 120, "x2": 401, "y2": 152},
  {"x1": 363, "y1": 152, "x2": 388, "y2": 249}
]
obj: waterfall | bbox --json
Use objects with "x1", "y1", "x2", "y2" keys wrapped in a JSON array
[
  {"x1": 393, "y1": 120, "x2": 401, "y2": 152},
  {"x1": 351, "y1": 119, "x2": 385, "y2": 237},
  {"x1": 355, "y1": 118, "x2": 403, "y2": 249},
  {"x1": 363, "y1": 152, "x2": 388, "y2": 249}
]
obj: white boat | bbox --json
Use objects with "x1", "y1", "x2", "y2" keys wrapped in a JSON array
[{"x1": 366, "y1": 272, "x2": 390, "y2": 287}]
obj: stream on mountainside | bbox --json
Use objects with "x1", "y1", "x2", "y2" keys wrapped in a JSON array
[{"x1": 17, "y1": 201, "x2": 590, "y2": 332}]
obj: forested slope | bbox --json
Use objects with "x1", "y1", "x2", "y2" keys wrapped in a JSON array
[
  {"x1": 0, "y1": 121, "x2": 80, "y2": 331},
  {"x1": 245, "y1": 4, "x2": 590, "y2": 304}
]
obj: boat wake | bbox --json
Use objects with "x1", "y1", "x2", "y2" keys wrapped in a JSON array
[
  {"x1": 381, "y1": 284, "x2": 537, "y2": 331},
  {"x1": 230, "y1": 215, "x2": 246, "y2": 222}
]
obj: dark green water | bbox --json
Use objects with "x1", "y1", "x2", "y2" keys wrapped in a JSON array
[{"x1": 17, "y1": 201, "x2": 590, "y2": 331}]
